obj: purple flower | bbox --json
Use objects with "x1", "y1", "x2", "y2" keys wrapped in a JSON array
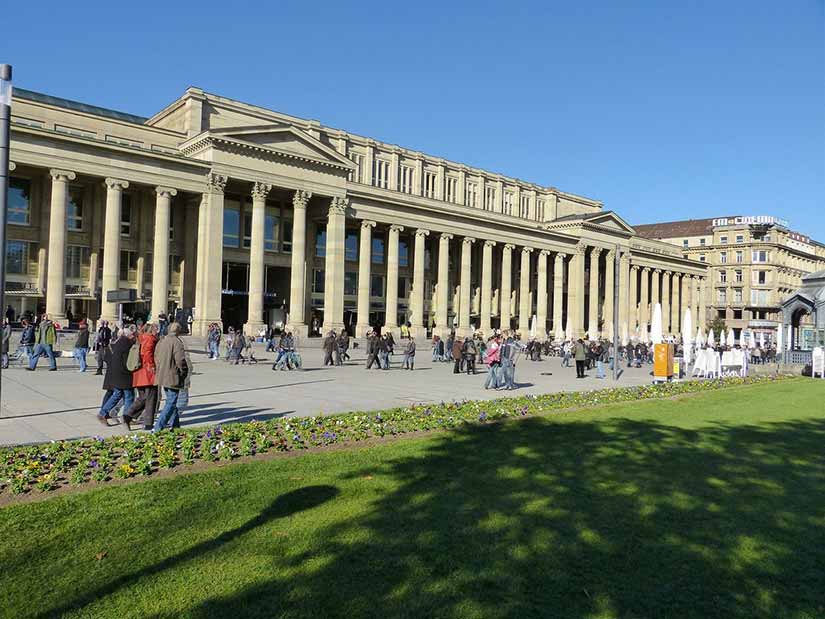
[
  {"x1": 89, "y1": 460, "x2": 98, "y2": 469},
  {"x1": 479, "y1": 412, "x2": 488, "y2": 422}
]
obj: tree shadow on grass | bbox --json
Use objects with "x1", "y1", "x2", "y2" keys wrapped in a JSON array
[{"x1": 189, "y1": 415, "x2": 825, "y2": 619}]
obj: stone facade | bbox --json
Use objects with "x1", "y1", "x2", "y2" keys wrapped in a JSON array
[{"x1": 6, "y1": 86, "x2": 706, "y2": 338}]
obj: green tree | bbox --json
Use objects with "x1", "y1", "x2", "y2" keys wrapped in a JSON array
[{"x1": 707, "y1": 316, "x2": 727, "y2": 336}]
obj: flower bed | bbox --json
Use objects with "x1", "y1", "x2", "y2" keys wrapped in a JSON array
[{"x1": 0, "y1": 375, "x2": 789, "y2": 496}]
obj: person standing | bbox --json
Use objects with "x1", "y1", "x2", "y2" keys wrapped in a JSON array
[
  {"x1": 452, "y1": 336, "x2": 463, "y2": 374},
  {"x1": 153, "y1": 322, "x2": 189, "y2": 431},
  {"x1": 462, "y1": 337, "x2": 477, "y2": 375},
  {"x1": 402, "y1": 336, "x2": 416, "y2": 370},
  {"x1": 123, "y1": 323, "x2": 159, "y2": 431},
  {"x1": 73, "y1": 321, "x2": 90, "y2": 372},
  {"x1": 484, "y1": 335, "x2": 502, "y2": 390},
  {"x1": 595, "y1": 342, "x2": 607, "y2": 379},
  {"x1": 27, "y1": 314, "x2": 57, "y2": 372},
  {"x1": 98, "y1": 328, "x2": 136, "y2": 425},
  {"x1": 365, "y1": 331, "x2": 381, "y2": 370},
  {"x1": 19, "y1": 318, "x2": 35, "y2": 362},
  {"x1": 322, "y1": 331, "x2": 336, "y2": 366},
  {"x1": 94, "y1": 320, "x2": 112, "y2": 375},
  {"x1": 5, "y1": 305, "x2": 15, "y2": 324},
  {"x1": 1, "y1": 318, "x2": 11, "y2": 369},
  {"x1": 379, "y1": 334, "x2": 391, "y2": 370},
  {"x1": 574, "y1": 338, "x2": 587, "y2": 378},
  {"x1": 336, "y1": 329, "x2": 349, "y2": 365}
]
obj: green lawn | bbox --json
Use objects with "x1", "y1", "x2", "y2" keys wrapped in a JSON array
[{"x1": 1, "y1": 379, "x2": 823, "y2": 619}]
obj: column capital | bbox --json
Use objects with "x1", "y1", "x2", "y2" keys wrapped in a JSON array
[
  {"x1": 484, "y1": 239, "x2": 497, "y2": 248},
  {"x1": 49, "y1": 168, "x2": 76, "y2": 182},
  {"x1": 503, "y1": 243, "x2": 515, "y2": 251},
  {"x1": 575, "y1": 241, "x2": 588, "y2": 255},
  {"x1": 605, "y1": 249, "x2": 616, "y2": 260},
  {"x1": 521, "y1": 246, "x2": 534, "y2": 255},
  {"x1": 251, "y1": 181, "x2": 273, "y2": 200},
  {"x1": 642, "y1": 266, "x2": 651, "y2": 273},
  {"x1": 361, "y1": 219, "x2": 377, "y2": 230},
  {"x1": 590, "y1": 246, "x2": 602, "y2": 257},
  {"x1": 104, "y1": 177, "x2": 129, "y2": 191},
  {"x1": 293, "y1": 189, "x2": 312, "y2": 209},
  {"x1": 462, "y1": 236, "x2": 476, "y2": 246},
  {"x1": 653, "y1": 268, "x2": 662, "y2": 274},
  {"x1": 415, "y1": 228, "x2": 430, "y2": 238},
  {"x1": 8, "y1": 161, "x2": 15, "y2": 172},
  {"x1": 554, "y1": 251, "x2": 567, "y2": 262},
  {"x1": 330, "y1": 196, "x2": 348, "y2": 215},
  {"x1": 539, "y1": 249, "x2": 552, "y2": 257},
  {"x1": 155, "y1": 186, "x2": 178, "y2": 198},
  {"x1": 206, "y1": 172, "x2": 228, "y2": 193},
  {"x1": 440, "y1": 233, "x2": 454, "y2": 242},
  {"x1": 630, "y1": 264, "x2": 640, "y2": 272},
  {"x1": 389, "y1": 224, "x2": 405, "y2": 233}
]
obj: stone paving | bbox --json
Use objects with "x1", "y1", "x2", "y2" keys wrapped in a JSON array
[{"x1": 0, "y1": 338, "x2": 658, "y2": 446}]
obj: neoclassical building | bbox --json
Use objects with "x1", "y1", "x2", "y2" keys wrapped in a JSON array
[{"x1": 6, "y1": 86, "x2": 707, "y2": 338}]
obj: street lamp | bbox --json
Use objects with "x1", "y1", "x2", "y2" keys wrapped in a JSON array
[{"x1": 0, "y1": 63, "x2": 12, "y2": 412}]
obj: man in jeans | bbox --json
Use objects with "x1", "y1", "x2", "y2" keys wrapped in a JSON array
[
  {"x1": 154, "y1": 322, "x2": 189, "y2": 431},
  {"x1": 98, "y1": 328, "x2": 136, "y2": 425},
  {"x1": 73, "y1": 321, "x2": 90, "y2": 372},
  {"x1": 27, "y1": 314, "x2": 57, "y2": 372}
]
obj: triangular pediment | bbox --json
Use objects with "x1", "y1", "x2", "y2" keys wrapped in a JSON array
[
  {"x1": 585, "y1": 211, "x2": 636, "y2": 234},
  {"x1": 206, "y1": 124, "x2": 354, "y2": 170}
]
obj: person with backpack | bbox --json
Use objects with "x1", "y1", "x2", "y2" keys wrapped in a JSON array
[
  {"x1": 94, "y1": 320, "x2": 112, "y2": 375},
  {"x1": 123, "y1": 323, "x2": 159, "y2": 431},
  {"x1": 153, "y1": 322, "x2": 190, "y2": 431},
  {"x1": 26, "y1": 314, "x2": 58, "y2": 372},
  {"x1": 73, "y1": 320, "x2": 90, "y2": 372},
  {"x1": 97, "y1": 327, "x2": 136, "y2": 426}
]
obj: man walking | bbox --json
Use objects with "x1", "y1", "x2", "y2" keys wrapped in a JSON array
[
  {"x1": 27, "y1": 314, "x2": 58, "y2": 372},
  {"x1": 94, "y1": 320, "x2": 112, "y2": 375},
  {"x1": 73, "y1": 320, "x2": 90, "y2": 372},
  {"x1": 322, "y1": 331, "x2": 336, "y2": 366},
  {"x1": 98, "y1": 327, "x2": 136, "y2": 425},
  {"x1": 154, "y1": 322, "x2": 189, "y2": 431}
]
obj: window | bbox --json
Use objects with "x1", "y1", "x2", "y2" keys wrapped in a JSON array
[
  {"x1": 349, "y1": 153, "x2": 364, "y2": 183},
  {"x1": 223, "y1": 203, "x2": 241, "y2": 247},
  {"x1": 68, "y1": 187, "x2": 84, "y2": 231},
  {"x1": 720, "y1": 251, "x2": 727, "y2": 264},
  {"x1": 144, "y1": 253, "x2": 153, "y2": 283},
  {"x1": 718, "y1": 289, "x2": 727, "y2": 303},
  {"x1": 372, "y1": 237, "x2": 384, "y2": 264},
  {"x1": 312, "y1": 269, "x2": 325, "y2": 294},
  {"x1": 720, "y1": 235, "x2": 728, "y2": 244},
  {"x1": 316, "y1": 230, "x2": 326, "y2": 258},
  {"x1": 119, "y1": 250, "x2": 138, "y2": 283},
  {"x1": 719, "y1": 270, "x2": 727, "y2": 283},
  {"x1": 536, "y1": 199, "x2": 546, "y2": 221},
  {"x1": 683, "y1": 239, "x2": 689, "y2": 248},
  {"x1": 752, "y1": 270, "x2": 767, "y2": 285},
  {"x1": 65, "y1": 245, "x2": 90, "y2": 279},
  {"x1": 484, "y1": 186, "x2": 495, "y2": 211},
  {"x1": 8, "y1": 178, "x2": 31, "y2": 225},
  {"x1": 465, "y1": 182, "x2": 478, "y2": 208},
  {"x1": 399, "y1": 240, "x2": 409, "y2": 267},
  {"x1": 344, "y1": 272, "x2": 357, "y2": 296},
  {"x1": 345, "y1": 231, "x2": 358, "y2": 262},
  {"x1": 733, "y1": 288, "x2": 743, "y2": 303},
  {"x1": 282, "y1": 220, "x2": 292, "y2": 253},
  {"x1": 398, "y1": 276, "x2": 409, "y2": 299},
  {"x1": 700, "y1": 238, "x2": 706, "y2": 246},
  {"x1": 699, "y1": 254, "x2": 706, "y2": 263},
  {"x1": 752, "y1": 250, "x2": 770, "y2": 263},
  {"x1": 519, "y1": 195, "x2": 530, "y2": 218},
  {"x1": 445, "y1": 176, "x2": 457, "y2": 203},
  {"x1": 736, "y1": 234, "x2": 744, "y2": 243},
  {"x1": 764, "y1": 233, "x2": 771, "y2": 242},
  {"x1": 503, "y1": 191, "x2": 514, "y2": 216},
  {"x1": 400, "y1": 165, "x2": 414, "y2": 194},
  {"x1": 373, "y1": 158, "x2": 390, "y2": 189},
  {"x1": 6, "y1": 240, "x2": 29, "y2": 275},
  {"x1": 735, "y1": 269, "x2": 743, "y2": 283},
  {"x1": 120, "y1": 194, "x2": 132, "y2": 237},
  {"x1": 735, "y1": 250, "x2": 743, "y2": 263},
  {"x1": 424, "y1": 171, "x2": 437, "y2": 199},
  {"x1": 265, "y1": 211, "x2": 280, "y2": 251},
  {"x1": 424, "y1": 245, "x2": 432, "y2": 271},
  {"x1": 242, "y1": 211, "x2": 252, "y2": 249},
  {"x1": 170, "y1": 255, "x2": 183, "y2": 286},
  {"x1": 733, "y1": 309, "x2": 743, "y2": 319},
  {"x1": 370, "y1": 274, "x2": 384, "y2": 297},
  {"x1": 750, "y1": 289, "x2": 770, "y2": 306}
]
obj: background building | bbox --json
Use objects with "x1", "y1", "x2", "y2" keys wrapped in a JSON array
[
  {"x1": 6, "y1": 86, "x2": 707, "y2": 338},
  {"x1": 634, "y1": 216, "x2": 825, "y2": 343}
]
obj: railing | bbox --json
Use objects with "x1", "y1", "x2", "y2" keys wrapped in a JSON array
[{"x1": 788, "y1": 350, "x2": 812, "y2": 365}]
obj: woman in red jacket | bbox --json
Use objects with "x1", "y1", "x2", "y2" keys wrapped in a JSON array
[{"x1": 123, "y1": 323, "x2": 159, "y2": 431}]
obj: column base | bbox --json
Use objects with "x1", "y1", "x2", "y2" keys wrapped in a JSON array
[
  {"x1": 455, "y1": 326, "x2": 474, "y2": 339},
  {"x1": 243, "y1": 322, "x2": 267, "y2": 338},
  {"x1": 321, "y1": 321, "x2": 345, "y2": 336},
  {"x1": 355, "y1": 323, "x2": 374, "y2": 338},
  {"x1": 99, "y1": 313, "x2": 118, "y2": 326},
  {"x1": 382, "y1": 323, "x2": 399, "y2": 338},
  {"x1": 408, "y1": 325, "x2": 428, "y2": 340},
  {"x1": 284, "y1": 322, "x2": 308, "y2": 339},
  {"x1": 192, "y1": 318, "x2": 222, "y2": 338}
]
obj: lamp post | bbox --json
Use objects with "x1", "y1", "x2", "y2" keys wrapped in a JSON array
[
  {"x1": 612, "y1": 244, "x2": 620, "y2": 380},
  {"x1": 0, "y1": 64, "x2": 12, "y2": 413}
]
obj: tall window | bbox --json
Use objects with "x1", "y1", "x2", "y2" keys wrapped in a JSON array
[
  {"x1": 720, "y1": 251, "x2": 727, "y2": 264},
  {"x1": 733, "y1": 288, "x2": 743, "y2": 303},
  {"x1": 752, "y1": 270, "x2": 767, "y2": 285},
  {"x1": 345, "y1": 231, "x2": 358, "y2": 262},
  {"x1": 445, "y1": 176, "x2": 457, "y2": 203},
  {"x1": 736, "y1": 234, "x2": 744, "y2": 243},
  {"x1": 349, "y1": 153, "x2": 364, "y2": 183},
  {"x1": 399, "y1": 165, "x2": 414, "y2": 194},
  {"x1": 752, "y1": 250, "x2": 769, "y2": 263},
  {"x1": 370, "y1": 274, "x2": 384, "y2": 297},
  {"x1": 484, "y1": 186, "x2": 495, "y2": 211},
  {"x1": 735, "y1": 250, "x2": 743, "y2": 263},
  {"x1": 223, "y1": 203, "x2": 241, "y2": 247},
  {"x1": 399, "y1": 240, "x2": 409, "y2": 267},
  {"x1": 536, "y1": 199, "x2": 546, "y2": 222},
  {"x1": 519, "y1": 195, "x2": 530, "y2": 218},
  {"x1": 68, "y1": 187, "x2": 84, "y2": 231},
  {"x1": 8, "y1": 178, "x2": 31, "y2": 225},
  {"x1": 719, "y1": 270, "x2": 727, "y2": 283},
  {"x1": 735, "y1": 269, "x2": 743, "y2": 283},
  {"x1": 373, "y1": 158, "x2": 390, "y2": 189},
  {"x1": 65, "y1": 245, "x2": 90, "y2": 279},
  {"x1": 6, "y1": 240, "x2": 29, "y2": 275},
  {"x1": 119, "y1": 250, "x2": 138, "y2": 283},
  {"x1": 120, "y1": 194, "x2": 132, "y2": 237},
  {"x1": 316, "y1": 230, "x2": 326, "y2": 258},
  {"x1": 718, "y1": 289, "x2": 727, "y2": 304},
  {"x1": 683, "y1": 239, "x2": 689, "y2": 248},
  {"x1": 750, "y1": 289, "x2": 769, "y2": 305},
  {"x1": 465, "y1": 182, "x2": 478, "y2": 208},
  {"x1": 720, "y1": 235, "x2": 728, "y2": 244},
  {"x1": 282, "y1": 220, "x2": 293, "y2": 254},
  {"x1": 372, "y1": 237, "x2": 384, "y2": 264},
  {"x1": 265, "y1": 210, "x2": 280, "y2": 251},
  {"x1": 503, "y1": 191, "x2": 514, "y2": 215},
  {"x1": 424, "y1": 172, "x2": 437, "y2": 198},
  {"x1": 344, "y1": 272, "x2": 357, "y2": 295},
  {"x1": 170, "y1": 255, "x2": 183, "y2": 286},
  {"x1": 312, "y1": 269, "x2": 325, "y2": 293}
]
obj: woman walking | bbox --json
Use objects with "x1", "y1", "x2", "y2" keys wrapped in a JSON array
[{"x1": 123, "y1": 323, "x2": 159, "y2": 431}]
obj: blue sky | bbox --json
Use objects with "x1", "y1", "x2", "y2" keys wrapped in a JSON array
[{"x1": 3, "y1": 1, "x2": 823, "y2": 238}]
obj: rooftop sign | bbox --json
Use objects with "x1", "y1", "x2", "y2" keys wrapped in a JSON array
[{"x1": 712, "y1": 215, "x2": 788, "y2": 228}]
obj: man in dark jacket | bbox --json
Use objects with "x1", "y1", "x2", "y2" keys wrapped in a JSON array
[
  {"x1": 365, "y1": 332, "x2": 381, "y2": 370},
  {"x1": 322, "y1": 331, "x2": 336, "y2": 366},
  {"x1": 452, "y1": 337, "x2": 464, "y2": 374},
  {"x1": 94, "y1": 320, "x2": 113, "y2": 375},
  {"x1": 73, "y1": 321, "x2": 90, "y2": 372},
  {"x1": 574, "y1": 338, "x2": 587, "y2": 378},
  {"x1": 462, "y1": 337, "x2": 477, "y2": 375},
  {"x1": 98, "y1": 328, "x2": 136, "y2": 425}
]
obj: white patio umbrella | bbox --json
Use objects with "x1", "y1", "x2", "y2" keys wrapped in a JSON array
[
  {"x1": 739, "y1": 330, "x2": 748, "y2": 348},
  {"x1": 682, "y1": 309, "x2": 693, "y2": 364},
  {"x1": 529, "y1": 314, "x2": 537, "y2": 339},
  {"x1": 759, "y1": 332, "x2": 766, "y2": 348},
  {"x1": 707, "y1": 329, "x2": 716, "y2": 349},
  {"x1": 695, "y1": 327, "x2": 705, "y2": 348},
  {"x1": 651, "y1": 303, "x2": 663, "y2": 345},
  {"x1": 777, "y1": 326, "x2": 784, "y2": 360},
  {"x1": 727, "y1": 328, "x2": 736, "y2": 348},
  {"x1": 748, "y1": 330, "x2": 757, "y2": 350}
]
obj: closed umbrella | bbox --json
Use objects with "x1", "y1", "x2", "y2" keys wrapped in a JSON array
[
  {"x1": 748, "y1": 330, "x2": 757, "y2": 350},
  {"x1": 759, "y1": 331, "x2": 766, "y2": 348},
  {"x1": 777, "y1": 326, "x2": 783, "y2": 360},
  {"x1": 695, "y1": 327, "x2": 704, "y2": 348},
  {"x1": 529, "y1": 314, "x2": 536, "y2": 339},
  {"x1": 682, "y1": 309, "x2": 693, "y2": 364},
  {"x1": 651, "y1": 303, "x2": 663, "y2": 345},
  {"x1": 740, "y1": 330, "x2": 748, "y2": 348},
  {"x1": 707, "y1": 329, "x2": 715, "y2": 349}
]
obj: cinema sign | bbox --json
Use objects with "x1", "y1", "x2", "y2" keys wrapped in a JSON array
[{"x1": 712, "y1": 215, "x2": 789, "y2": 227}]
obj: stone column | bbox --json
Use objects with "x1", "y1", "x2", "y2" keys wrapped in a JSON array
[
  {"x1": 286, "y1": 189, "x2": 311, "y2": 337},
  {"x1": 661, "y1": 271, "x2": 671, "y2": 334},
  {"x1": 553, "y1": 252, "x2": 565, "y2": 340},
  {"x1": 618, "y1": 252, "x2": 629, "y2": 341},
  {"x1": 629, "y1": 264, "x2": 639, "y2": 337},
  {"x1": 500, "y1": 244, "x2": 514, "y2": 331},
  {"x1": 45, "y1": 169, "x2": 76, "y2": 321},
  {"x1": 384, "y1": 224, "x2": 404, "y2": 335},
  {"x1": 322, "y1": 197, "x2": 347, "y2": 333},
  {"x1": 536, "y1": 250, "x2": 549, "y2": 339},
  {"x1": 151, "y1": 186, "x2": 177, "y2": 321},
  {"x1": 245, "y1": 182, "x2": 271, "y2": 333},
  {"x1": 699, "y1": 276, "x2": 708, "y2": 329},
  {"x1": 604, "y1": 249, "x2": 615, "y2": 339},
  {"x1": 480, "y1": 240, "x2": 495, "y2": 335},
  {"x1": 100, "y1": 177, "x2": 130, "y2": 323},
  {"x1": 409, "y1": 228, "x2": 429, "y2": 338},
  {"x1": 639, "y1": 267, "x2": 650, "y2": 340},
  {"x1": 681, "y1": 273, "x2": 691, "y2": 332},
  {"x1": 651, "y1": 269, "x2": 661, "y2": 313},
  {"x1": 569, "y1": 243, "x2": 587, "y2": 338},
  {"x1": 193, "y1": 172, "x2": 227, "y2": 336},
  {"x1": 457, "y1": 237, "x2": 475, "y2": 337},
  {"x1": 693, "y1": 276, "x2": 701, "y2": 328},
  {"x1": 434, "y1": 233, "x2": 453, "y2": 337},
  {"x1": 671, "y1": 273, "x2": 681, "y2": 336},
  {"x1": 355, "y1": 220, "x2": 376, "y2": 337},
  {"x1": 587, "y1": 247, "x2": 602, "y2": 338},
  {"x1": 518, "y1": 247, "x2": 533, "y2": 334}
]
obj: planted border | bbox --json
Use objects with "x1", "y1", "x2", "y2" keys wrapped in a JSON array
[{"x1": 0, "y1": 375, "x2": 790, "y2": 497}]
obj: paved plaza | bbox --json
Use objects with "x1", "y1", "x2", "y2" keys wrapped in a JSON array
[{"x1": 0, "y1": 338, "x2": 659, "y2": 445}]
